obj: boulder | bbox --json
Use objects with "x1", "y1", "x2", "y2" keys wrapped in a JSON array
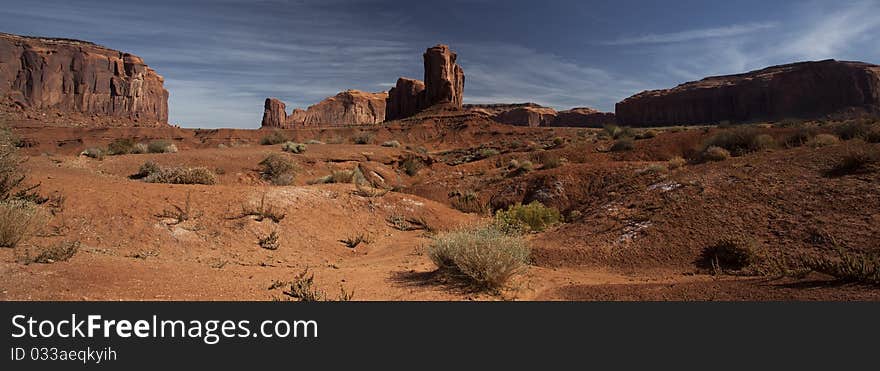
[
  {"x1": 0, "y1": 32, "x2": 168, "y2": 125},
  {"x1": 616, "y1": 59, "x2": 880, "y2": 126}
]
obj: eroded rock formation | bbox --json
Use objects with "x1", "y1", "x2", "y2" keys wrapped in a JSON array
[
  {"x1": 261, "y1": 90, "x2": 387, "y2": 128},
  {"x1": 0, "y1": 32, "x2": 168, "y2": 126},
  {"x1": 616, "y1": 60, "x2": 880, "y2": 126},
  {"x1": 464, "y1": 103, "x2": 615, "y2": 127},
  {"x1": 550, "y1": 107, "x2": 617, "y2": 127},
  {"x1": 385, "y1": 44, "x2": 465, "y2": 120}
]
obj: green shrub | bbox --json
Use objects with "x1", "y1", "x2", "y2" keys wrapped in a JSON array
[
  {"x1": 281, "y1": 141, "x2": 307, "y2": 154},
  {"x1": 478, "y1": 148, "x2": 500, "y2": 158},
  {"x1": 144, "y1": 167, "x2": 217, "y2": 185},
  {"x1": 634, "y1": 130, "x2": 658, "y2": 140},
  {"x1": 506, "y1": 159, "x2": 533, "y2": 176},
  {"x1": 700, "y1": 237, "x2": 762, "y2": 273},
  {"x1": 427, "y1": 226, "x2": 530, "y2": 289},
  {"x1": 147, "y1": 140, "x2": 177, "y2": 153},
  {"x1": 493, "y1": 201, "x2": 561, "y2": 233},
  {"x1": 107, "y1": 138, "x2": 137, "y2": 155},
  {"x1": 806, "y1": 134, "x2": 840, "y2": 147},
  {"x1": 701, "y1": 146, "x2": 730, "y2": 162},
  {"x1": 133, "y1": 160, "x2": 161, "y2": 179},
  {"x1": 0, "y1": 200, "x2": 48, "y2": 248},
  {"x1": 381, "y1": 140, "x2": 401, "y2": 148},
  {"x1": 603, "y1": 124, "x2": 634, "y2": 139},
  {"x1": 81, "y1": 147, "x2": 105, "y2": 160},
  {"x1": 259, "y1": 154, "x2": 297, "y2": 185},
  {"x1": 610, "y1": 138, "x2": 634, "y2": 152},
  {"x1": 550, "y1": 136, "x2": 565, "y2": 148},
  {"x1": 260, "y1": 130, "x2": 288, "y2": 145},
  {"x1": 1, "y1": 134, "x2": 25, "y2": 200}
]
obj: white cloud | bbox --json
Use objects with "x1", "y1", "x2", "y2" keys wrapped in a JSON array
[{"x1": 603, "y1": 22, "x2": 777, "y2": 46}]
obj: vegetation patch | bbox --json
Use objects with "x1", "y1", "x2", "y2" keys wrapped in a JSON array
[
  {"x1": 147, "y1": 140, "x2": 178, "y2": 153},
  {"x1": 699, "y1": 237, "x2": 763, "y2": 274},
  {"x1": 260, "y1": 130, "x2": 288, "y2": 145},
  {"x1": 427, "y1": 226, "x2": 530, "y2": 290},
  {"x1": 493, "y1": 201, "x2": 561, "y2": 234},
  {"x1": 281, "y1": 141, "x2": 307, "y2": 154},
  {"x1": 141, "y1": 164, "x2": 217, "y2": 185},
  {"x1": 282, "y1": 268, "x2": 353, "y2": 301},
  {"x1": 0, "y1": 200, "x2": 48, "y2": 248},
  {"x1": 259, "y1": 154, "x2": 298, "y2": 185},
  {"x1": 19, "y1": 240, "x2": 80, "y2": 264}
]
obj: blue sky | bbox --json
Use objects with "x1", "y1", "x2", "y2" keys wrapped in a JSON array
[{"x1": 2, "y1": 0, "x2": 879, "y2": 128}]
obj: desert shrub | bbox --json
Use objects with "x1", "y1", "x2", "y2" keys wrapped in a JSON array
[
  {"x1": 259, "y1": 231, "x2": 280, "y2": 250},
  {"x1": 81, "y1": 147, "x2": 105, "y2": 160},
  {"x1": 283, "y1": 268, "x2": 354, "y2": 301},
  {"x1": 309, "y1": 169, "x2": 355, "y2": 185},
  {"x1": 132, "y1": 160, "x2": 161, "y2": 179},
  {"x1": 866, "y1": 125, "x2": 880, "y2": 143},
  {"x1": 806, "y1": 134, "x2": 840, "y2": 148},
  {"x1": 493, "y1": 201, "x2": 561, "y2": 234},
  {"x1": 638, "y1": 164, "x2": 668, "y2": 174},
  {"x1": 701, "y1": 146, "x2": 730, "y2": 162},
  {"x1": 230, "y1": 194, "x2": 286, "y2": 223},
  {"x1": 132, "y1": 143, "x2": 149, "y2": 154},
  {"x1": 144, "y1": 166, "x2": 217, "y2": 185},
  {"x1": 0, "y1": 200, "x2": 48, "y2": 248},
  {"x1": 107, "y1": 138, "x2": 137, "y2": 155},
  {"x1": 306, "y1": 139, "x2": 325, "y2": 145},
  {"x1": 775, "y1": 118, "x2": 805, "y2": 128},
  {"x1": 381, "y1": 140, "x2": 401, "y2": 148},
  {"x1": 427, "y1": 226, "x2": 530, "y2": 289},
  {"x1": 147, "y1": 140, "x2": 177, "y2": 153},
  {"x1": 830, "y1": 145, "x2": 879, "y2": 174},
  {"x1": 833, "y1": 120, "x2": 877, "y2": 140},
  {"x1": 702, "y1": 127, "x2": 764, "y2": 155},
  {"x1": 539, "y1": 154, "x2": 562, "y2": 169},
  {"x1": 782, "y1": 127, "x2": 817, "y2": 148},
  {"x1": 260, "y1": 130, "x2": 288, "y2": 145},
  {"x1": 259, "y1": 154, "x2": 298, "y2": 185},
  {"x1": 478, "y1": 148, "x2": 500, "y2": 158},
  {"x1": 801, "y1": 246, "x2": 879, "y2": 285},
  {"x1": 22, "y1": 241, "x2": 80, "y2": 264},
  {"x1": 700, "y1": 237, "x2": 762, "y2": 273},
  {"x1": 550, "y1": 136, "x2": 565, "y2": 148},
  {"x1": 610, "y1": 138, "x2": 634, "y2": 152},
  {"x1": 752, "y1": 134, "x2": 777, "y2": 150},
  {"x1": 156, "y1": 192, "x2": 202, "y2": 225},
  {"x1": 667, "y1": 156, "x2": 687, "y2": 169},
  {"x1": 506, "y1": 159, "x2": 533, "y2": 176},
  {"x1": 386, "y1": 214, "x2": 431, "y2": 232},
  {"x1": 449, "y1": 190, "x2": 488, "y2": 214},
  {"x1": 400, "y1": 157, "x2": 424, "y2": 176},
  {"x1": 634, "y1": 130, "x2": 658, "y2": 140},
  {"x1": 281, "y1": 141, "x2": 307, "y2": 154},
  {"x1": 602, "y1": 124, "x2": 634, "y2": 139},
  {"x1": 340, "y1": 233, "x2": 369, "y2": 248},
  {"x1": 1, "y1": 135, "x2": 25, "y2": 200},
  {"x1": 352, "y1": 131, "x2": 374, "y2": 145}
]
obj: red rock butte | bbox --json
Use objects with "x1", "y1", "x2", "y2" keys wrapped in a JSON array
[
  {"x1": 261, "y1": 90, "x2": 387, "y2": 128},
  {"x1": 385, "y1": 44, "x2": 465, "y2": 121},
  {"x1": 0, "y1": 32, "x2": 169, "y2": 126},
  {"x1": 616, "y1": 59, "x2": 880, "y2": 126}
]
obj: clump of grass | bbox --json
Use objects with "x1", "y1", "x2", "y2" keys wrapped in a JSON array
[
  {"x1": 260, "y1": 130, "x2": 288, "y2": 145},
  {"x1": 281, "y1": 141, "x2": 307, "y2": 154},
  {"x1": 230, "y1": 194, "x2": 286, "y2": 223},
  {"x1": 259, "y1": 154, "x2": 298, "y2": 185},
  {"x1": 667, "y1": 156, "x2": 687, "y2": 169},
  {"x1": 132, "y1": 142, "x2": 149, "y2": 154},
  {"x1": 610, "y1": 137, "x2": 634, "y2": 152},
  {"x1": 309, "y1": 169, "x2": 355, "y2": 185},
  {"x1": 20, "y1": 240, "x2": 80, "y2": 264},
  {"x1": 751, "y1": 134, "x2": 777, "y2": 150},
  {"x1": 306, "y1": 139, "x2": 325, "y2": 145},
  {"x1": 381, "y1": 140, "x2": 401, "y2": 148},
  {"x1": 107, "y1": 138, "x2": 137, "y2": 155},
  {"x1": 259, "y1": 231, "x2": 280, "y2": 250},
  {"x1": 143, "y1": 166, "x2": 217, "y2": 185},
  {"x1": 700, "y1": 146, "x2": 730, "y2": 162},
  {"x1": 538, "y1": 153, "x2": 562, "y2": 169},
  {"x1": 702, "y1": 126, "x2": 765, "y2": 155},
  {"x1": 386, "y1": 214, "x2": 431, "y2": 231},
  {"x1": 833, "y1": 119, "x2": 877, "y2": 140},
  {"x1": 131, "y1": 160, "x2": 161, "y2": 179},
  {"x1": 449, "y1": 190, "x2": 488, "y2": 214},
  {"x1": 400, "y1": 156, "x2": 424, "y2": 176},
  {"x1": 81, "y1": 147, "x2": 105, "y2": 160},
  {"x1": 340, "y1": 233, "x2": 368, "y2": 248},
  {"x1": 602, "y1": 124, "x2": 634, "y2": 139},
  {"x1": 478, "y1": 148, "x2": 500, "y2": 158},
  {"x1": 352, "y1": 131, "x2": 374, "y2": 145},
  {"x1": 829, "y1": 144, "x2": 879, "y2": 175},
  {"x1": 638, "y1": 164, "x2": 668, "y2": 175},
  {"x1": 147, "y1": 140, "x2": 177, "y2": 153},
  {"x1": 427, "y1": 226, "x2": 530, "y2": 290},
  {"x1": 699, "y1": 237, "x2": 762, "y2": 274},
  {"x1": 782, "y1": 127, "x2": 817, "y2": 148},
  {"x1": 634, "y1": 129, "x2": 658, "y2": 140},
  {"x1": 801, "y1": 246, "x2": 879, "y2": 285},
  {"x1": 156, "y1": 192, "x2": 202, "y2": 225},
  {"x1": 807, "y1": 133, "x2": 840, "y2": 147},
  {"x1": 283, "y1": 268, "x2": 353, "y2": 301},
  {"x1": 549, "y1": 136, "x2": 565, "y2": 148},
  {"x1": 506, "y1": 159, "x2": 534, "y2": 176},
  {"x1": 493, "y1": 201, "x2": 561, "y2": 234},
  {"x1": 0, "y1": 200, "x2": 48, "y2": 248}
]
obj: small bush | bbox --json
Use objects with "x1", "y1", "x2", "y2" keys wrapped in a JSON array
[
  {"x1": 830, "y1": 145, "x2": 879, "y2": 174},
  {"x1": 550, "y1": 136, "x2": 565, "y2": 148},
  {"x1": 259, "y1": 154, "x2": 298, "y2": 185},
  {"x1": 752, "y1": 134, "x2": 777, "y2": 150},
  {"x1": 667, "y1": 156, "x2": 687, "y2": 169},
  {"x1": 610, "y1": 138, "x2": 634, "y2": 152},
  {"x1": 81, "y1": 147, "x2": 105, "y2": 160},
  {"x1": 783, "y1": 127, "x2": 817, "y2": 148},
  {"x1": 701, "y1": 146, "x2": 730, "y2": 162},
  {"x1": 700, "y1": 237, "x2": 762, "y2": 273},
  {"x1": 401, "y1": 157, "x2": 424, "y2": 176},
  {"x1": 352, "y1": 132, "x2": 374, "y2": 145},
  {"x1": 230, "y1": 194, "x2": 286, "y2": 223},
  {"x1": 259, "y1": 231, "x2": 280, "y2": 250},
  {"x1": 144, "y1": 166, "x2": 217, "y2": 185},
  {"x1": 603, "y1": 124, "x2": 634, "y2": 139},
  {"x1": 132, "y1": 143, "x2": 149, "y2": 154},
  {"x1": 0, "y1": 200, "x2": 48, "y2": 248},
  {"x1": 427, "y1": 226, "x2": 530, "y2": 289},
  {"x1": 634, "y1": 130, "x2": 658, "y2": 140},
  {"x1": 156, "y1": 192, "x2": 202, "y2": 225},
  {"x1": 801, "y1": 246, "x2": 879, "y2": 284},
  {"x1": 449, "y1": 190, "x2": 488, "y2": 214},
  {"x1": 340, "y1": 233, "x2": 368, "y2": 248},
  {"x1": 538, "y1": 154, "x2": 562, "y2": 169},
  {"x1": 147, "y1": 140, "x2": 177, "y2": 153},
  {"x1": 478, "y1": 148, "x2": 500, "y2": 158},
  {"x1": 386, "y1": 214, "x2": 431, "y2": 231},
  {"x1": 107, "y1": 138, "x2": 137, "y2": 155},
  {"x1": 506, "y1": 159, "x2": 533, "y2": 176},
  {"x1": 306, "y1": 139, "x2": 325, "y2": 145},
  {"x1": 806, "y1": 134, "x2": 840, "y2": 148},
  {"x1": 22, "y1": 241, "x2": 80, "y2": 264},
  {"x1": 381, "y1": 140, "x2": 401, "y2": 148},
  {"x1": 702, "y1": 127, "x2": 763, "y2": 155},
  {"x1": 833, "y1": 120, "x2": 876, "y2": 140},
  {"x1": 281, "y1": 141, "x2": 307, "y2": 154},
  {"x1": 309, "y1": 170, "x2": 355, "y2": 185},
  {"x1": 493, "y1": 201, "x2": 562, "y2": 234},
  {"x1": 260, "y1": 130, "x2": 288, "y2": 145},
  {"x1": 283, "y1": 268, "x2": 353, "y2": 301},
  {"x1": 638, "y1": 164, "x2": 668, "y2": 174},
  {"x1": 132, "y1": 160, "x2": 161, "y2": 179}
]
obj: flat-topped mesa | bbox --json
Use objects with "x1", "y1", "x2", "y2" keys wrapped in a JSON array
[
  {"x1": 464, "y1": 103, "x2": 616, "y2": 127},
  {"x1": 616, "y1": 59, "x2": 880, "y2": 126},
  {"x1": 0, "y1": 32, "x2": 169, "y2": 126},
  {"x1": 260, "y1": 90, "x2": 387, "y2": 128},
  {"x1": 550, "y1": 107, "x2": 617, "y2": 127},
  {"x1": 385, "y1": 44, "x2": 465, "y2": 121},
  {"x1": 495, "y1": 105, "x2": 557, "y2": 127}
]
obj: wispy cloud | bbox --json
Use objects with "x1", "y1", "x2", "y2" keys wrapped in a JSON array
[{"x1": 603, "y1": 22, "x2": 777, "y2": 46}]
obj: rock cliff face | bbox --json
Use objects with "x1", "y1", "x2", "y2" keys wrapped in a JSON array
[
  {"x1": 0, "y1": 32, "x2": 168, "y2": 126},
  {"x1": 550, "y1": 107, "x2": 617, "y2": 127},
  {"x1": 260, "y1": 90, "x2": 387, "y2": 128},
  {"x1": 464, "y1": 103, "x2": 615, "y2": 127},
  {"x1": 616, "y1": 60, "x2": 880, "y2": 126},
  {"x1": 496, "y1": 106, "x2": 558, "y2": 127},
  {"x1": 385, "y1": 44, "x2": 465, "y2": 120}
]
